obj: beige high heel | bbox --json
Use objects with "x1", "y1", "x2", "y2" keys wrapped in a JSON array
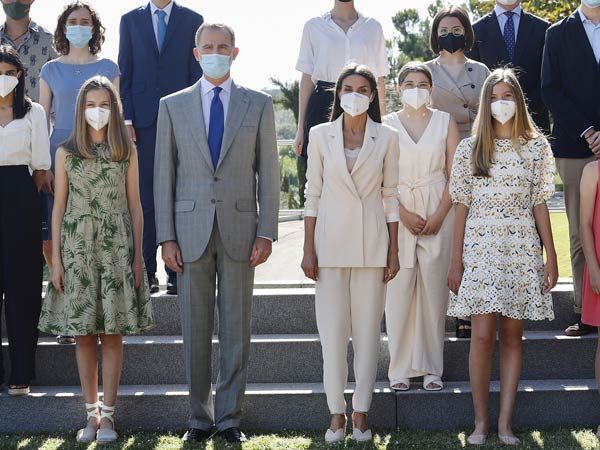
[
  {"x1": 76, "y1": 401, "x2": 100, "y2": 443},
  {"x1": 96, "y1": 404, "x2": 118, "y2": 443}
]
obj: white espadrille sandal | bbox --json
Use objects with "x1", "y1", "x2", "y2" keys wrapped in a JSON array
[
  {"x1": 96, "y1": 404, "x2": 118, "y2": 444},
  {"x1": 76, "y1": 401, "x2": 100, "y2": 443}
]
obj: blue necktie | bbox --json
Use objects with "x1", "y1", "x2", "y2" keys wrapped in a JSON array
[
  {"x1": 208, "y1": 87, "x2": 224, "y2": 169},
  {"x1": 155, "y1": 9, "x2": 167, "y2": 51},
  {"x1": 503, "y1": 11, "x2": 516, "y2": 62}
]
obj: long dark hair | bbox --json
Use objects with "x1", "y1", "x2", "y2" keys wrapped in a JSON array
[
  {"x1": 330, "y1": 63, "x2": 382, "y2": 123},
  {"x1": 0, "y1": 45, "x2": 31, "y2": 119},
  {"x1": 54, "y1": 1, "x2": 106, "y2": 55}
]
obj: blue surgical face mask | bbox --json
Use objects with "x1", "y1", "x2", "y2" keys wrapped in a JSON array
[
  {"x1": 582, "y1": 0, "x2": 600, "y2": 7},
  {"x1": 199, "y1": 54, "x2": 232, "y2": 79},
  {"x1": 66, "y1": 25, "x2": 93, "y2": 49}
]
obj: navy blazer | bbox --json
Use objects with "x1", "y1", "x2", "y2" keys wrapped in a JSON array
[
  {"x1": 469, "y1": 10, "x2": 550, "y2": 132},
  {"x1": 118, "y1": 2, "x2": 203, "y2": 129},
  {"x1": 542, "y1": 11, "x2": 600, "y2": 158}
]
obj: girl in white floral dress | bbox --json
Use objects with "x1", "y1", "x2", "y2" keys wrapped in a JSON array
[{"x1": 446, "y1": 69, "x2": 557, "y2": 446}]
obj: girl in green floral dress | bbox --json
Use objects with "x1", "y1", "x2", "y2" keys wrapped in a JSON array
[{"x1": 38, "y1": 76, "x2": 154, "y2": 444}]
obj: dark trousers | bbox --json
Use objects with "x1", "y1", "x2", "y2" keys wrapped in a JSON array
[
  {"x1": 0, "y1": 166, "x2": 42, "y2": 385},
  {"x1": 136, "y1": 123, "x2": 174, "y2": 278},
  {"x1": 301, "y1": 81, "x2": 335, "y2": 158},
  {"x1": 297, "y1": 155, "x2": 307, "y2": 207}
]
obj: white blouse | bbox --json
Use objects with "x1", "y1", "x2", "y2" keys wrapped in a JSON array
[
  {"x1": 296, "y1": 12, "x2": 390, "y2": 83},
  {"x1": 0, "y1": 102, "x2": 50, "y2": 171}
]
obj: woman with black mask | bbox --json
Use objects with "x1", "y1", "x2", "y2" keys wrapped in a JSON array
[{"x1": 425, "y1": 6, "x2": 489, "y2": 340}]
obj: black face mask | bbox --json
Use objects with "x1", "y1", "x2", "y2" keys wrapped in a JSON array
[
  {"x1": 338, "y1": 0, "x2": 353, "y2": 2},
  {"x1": 438, "y1": 34, "x2": 466, "y2": 54}
]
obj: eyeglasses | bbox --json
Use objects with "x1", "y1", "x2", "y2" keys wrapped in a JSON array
[{"x1": 438, "y1": 27, "x2": 465, "y2": 37}]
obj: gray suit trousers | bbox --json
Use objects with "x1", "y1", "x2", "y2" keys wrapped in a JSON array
[{"x1": 179, "y1": 219, "x2": 254, "y2": 431}]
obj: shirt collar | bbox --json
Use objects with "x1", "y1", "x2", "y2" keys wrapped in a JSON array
[
  {"x1": 322, "y1": 11, "x2": 366, "y2": 28},
  {"x1": 578, "y1": 7, "x2": 598, "y2": 25},
  {"x1": 494, "y1": 4, "x2": 522, "y2": 17},
  {"x1": 0, "y1": 19, "x2": 38, "y2": 36},
  {"x1": 150, "y1": 1, "x2": 174, "y2": 17},
  {"x1": 201, "y1": 76, "x2": 233, "y2": 96}
]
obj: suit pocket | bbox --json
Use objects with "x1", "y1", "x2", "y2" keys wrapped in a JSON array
[
  {"x1": 175, "y1": 200, "x2": 195, "y2": 212},
  {"x1": 236, "y1": 199, "x2": 257, "y2": 212},
  {"x1": 132, "y1": 82, "x2": 145, "y2": 94}
]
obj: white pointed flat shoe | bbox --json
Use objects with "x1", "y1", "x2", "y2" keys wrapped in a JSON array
[
  {"x1": 498, "y1": 434, "x2": 521, "y2": 445},
  {"x1": 466, "y1": 433, "x2": 487, "y2": 445},
  {"x1": 76, "y1": 401, "x2": 100, "y2": 443},
  {"x1": 325, "y1": 427, "x2": 345, "y2": 443},
  {"x1": 96, "y1": 404, "x2": 118, "y2": 444},
  {"x1": 352, "y1": 428, "x2": 372, "y2": 442}
]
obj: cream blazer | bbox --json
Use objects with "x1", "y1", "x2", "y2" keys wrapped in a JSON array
[
  {"x1": 304, "y1": 116, "x2": 400, "y2": 268},
  {"x1": 425, "y1": 57, "x2": 490, "y2": 139}
]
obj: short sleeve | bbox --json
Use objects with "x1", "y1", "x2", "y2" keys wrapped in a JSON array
[
  {"x1": 530, "y1": 137, "x2": 555, "y2": 207},
  {"x1": 39, "y1": 61, "x2": 53, "y2": 86},
  {"x1": 107, "y1": 60, "x2": 121, "y2": 80},
  {"x1": 449, "y1": 138, "x2": 474, "y2": 207},
  {"x1": 296, "y1": 20, "x2": 315, "y2": 75},
  {"x1": 29, "y1": 103, "x2": 51, "y2": 171},
  {"x1": 372, "y1": 21, "x2": 390, "y2": 78}
]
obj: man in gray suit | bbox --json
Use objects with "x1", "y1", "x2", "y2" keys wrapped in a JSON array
[{"x1": 154, "y1": 22, "x2": 280, "y2": 443}]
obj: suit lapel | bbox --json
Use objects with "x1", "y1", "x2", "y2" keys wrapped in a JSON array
[
  {"x1": 569, "y1": 11, "x2": 599, "y2": 69},
  {"x1": 327, "y1": 117, "x2": 360, "y2": 198},
  {"x1": 350, "y1": 117, "x2": 377, "y2": 175},
  {"x1": 514, "y1": 12, "x2": 533, "y2": 64},
  {"x1": 487, "y1": 12, "x2": 510, "y2": 62},
  {"x1": 161, "y1": 2, "x2": 182, "y2": 54},
  {"x1": 216, "y1": 82, "x2": 250, "y2": 170},
  {"x1": 188, "y1": 81, "x2": 214, "y2": 170},
  {"x1": 140, "y1": 4, "x2": 159, "y2": 57},
  {"x1": 433, "y1": 59, "x2": 467, "y2": 102}
]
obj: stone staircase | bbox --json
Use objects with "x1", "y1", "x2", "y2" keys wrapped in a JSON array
[{"x1": 1, "y1": 281, "x2": 599, "y2": 433}]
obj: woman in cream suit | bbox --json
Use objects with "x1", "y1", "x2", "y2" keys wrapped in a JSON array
[
  {"x1": 384, "y1": 62, "x2": 460, "y2": 392},
  {"x1": 302, "y1": 63, "x2": 399, "y2": 443},
  {"x1": 425, "y1": 5, "x2": 490, "y2": 338}
]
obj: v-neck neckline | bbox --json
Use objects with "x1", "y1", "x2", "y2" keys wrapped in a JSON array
[{"x1": 394, "y1": 110, "x2": 436, "y2": 146}]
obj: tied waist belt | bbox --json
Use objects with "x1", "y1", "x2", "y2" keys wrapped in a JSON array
[{"x1": 397, "y1": 171, "x2": 446, "y2": 269}]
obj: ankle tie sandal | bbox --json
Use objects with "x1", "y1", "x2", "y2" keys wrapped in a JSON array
[
  {"x1": 96, "y1": 404, "x2": 118, "y2": 443},
  {"x1": 76, "y1": 401, "x2": 100, "y2": 443}
]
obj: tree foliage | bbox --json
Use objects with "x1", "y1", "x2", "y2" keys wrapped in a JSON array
[{"x1": 269, "y1": 77, "x2": 299, "y2": 125}]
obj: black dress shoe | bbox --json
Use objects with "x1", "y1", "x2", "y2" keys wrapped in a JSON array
[
  {"x1": 217, "y1": 427, "x2": 247, "y2": 443},
  {"x1": 148, "y1": 273, "x2": 159, "y2": 294},
  {"x1": 166, "y1": 274, "x2": 177, "y2": 295},
  {"x1": 182, "y1": 428, "x2": 213, "y2": 442}
]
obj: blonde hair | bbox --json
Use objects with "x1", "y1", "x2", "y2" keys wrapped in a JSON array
[
  {"x1": 63, "y1": 76, "x2": 134, "y2": 162},
  {"x1": 471, "y1": 68, "x2": 540, "y2": 177}
]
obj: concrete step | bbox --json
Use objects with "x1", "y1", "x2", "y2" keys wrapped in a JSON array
[
  {"x1": 1, "y1": 284, "x2": 580, "y2": 338},
  {"x1": 7, "y1": 331, "x2": 595, "y2": 387},
  {"x1": 1, "y1": 379, "x2": 597, "y2": 432}
]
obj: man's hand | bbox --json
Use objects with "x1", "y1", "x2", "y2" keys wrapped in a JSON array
[
  {"x1": 162, "y1": 240, "x2": 184, "y2": 273},
  {"x1": 249, "y1": 237, "x2": 272, "y2": 268},
  {"x1": 127, "y1": 124, "x2": 137, "y2": 143}
]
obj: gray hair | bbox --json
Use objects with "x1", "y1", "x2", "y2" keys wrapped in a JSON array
[{"x1": 195, "y1": 23, "x2": 236, "y2": 48}]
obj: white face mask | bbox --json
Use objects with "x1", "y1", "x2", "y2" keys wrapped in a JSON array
[
  {"x1": 491, "y1": 100, "x2": 517, "y2": 124},
  {"x1": 85, "y1": 107, "x2": 111, "y2": 131},
  {"x1": 497, "y1": 0, "x2": 519, "y2": 6},
  {"x1": 582, "y1": 0, "x2": 600, "y2": 8},
  {"x1": 340, "y1": 92, "x2": 371, "y2": 117},
  {"x1": 0, "y1": 75, "x2": 19, "y2": 98},
  {"x1": 401, "y1": 87, "x2": 430, "y2": 110}
]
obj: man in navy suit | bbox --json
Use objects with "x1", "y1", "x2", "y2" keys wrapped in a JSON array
[
  {"x1": 542, "y1": 1, "x2": 600, "y2": 336},
  {"x1": 469, "y1": 0, "x2": 550, "y2": 132},
  {"x1": 118, "y1": 0, "x2": 203, "y2": 294}
]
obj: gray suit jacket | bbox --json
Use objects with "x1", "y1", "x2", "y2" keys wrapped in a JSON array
[{"x1": 154, "y1": 79, "x2": 280, "y2": 263}]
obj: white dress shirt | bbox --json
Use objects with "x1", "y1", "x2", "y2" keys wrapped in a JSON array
[
  {"x1": 296, "y1": 12, "x2": 389, "y2": 83},
  {"x1": 495, "y1": 4, "x2": 522, "y2": 41},
  {"x1": 579, "y1": 8, "x2": 600, "y2": 63},
  {"x1": 149, "y1": 1, "x2": 173, "y2": 47},
  {"x1": 0, "y1": 102, "x2": 50, "y2": 171},
  {"x1": 200, "y1": 75, "x2": 232, "y2": 135}
]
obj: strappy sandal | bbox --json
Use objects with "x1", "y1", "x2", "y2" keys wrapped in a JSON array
[
  {"x1": 351, "y1": 412, "x2": 372, "y2": 442},
  {"x1": 96, "y1": 404, "x2": 118, "y2": 444},
  {"x1": 423, "y1": 374, "x2": 444, "y2": 391},
  {"x1": 76, "y1": 401, "x2": 100, "y2": 443},
  {"x1": 456, "y1": 318, "x2": 472, "y2": 339},
  {"x1": 390, "y1": 379, "x2": 410, "y2": 391}
]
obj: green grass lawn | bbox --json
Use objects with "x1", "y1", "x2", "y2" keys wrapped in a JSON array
[
  {"x1": 550, "y1": 211, "x2": 571, "y2": 279},
  {"x1": 2, "y1": 429, "x2": 599, "y2": 450}
]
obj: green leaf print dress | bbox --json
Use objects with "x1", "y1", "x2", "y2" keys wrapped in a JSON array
[{"x1": 39, "y1": 144, "x2": 154, "y2": 335}]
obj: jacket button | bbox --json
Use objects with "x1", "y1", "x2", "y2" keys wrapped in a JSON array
[
  {"x1": 471, "y1": 84, "x2": 475, "y2": 88},
  {"x1": 463, "y1": 104, "x2": 468, "y2": 108},
  {"x1": 211, "y1": 199, "x2": 216, "y2": 204},
  {"x1": 468, "y1": 67, "x2": 473, "y2": 72},
  {"x1": 214, "y1": 177, "x2": 219, "y2": 182}
]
